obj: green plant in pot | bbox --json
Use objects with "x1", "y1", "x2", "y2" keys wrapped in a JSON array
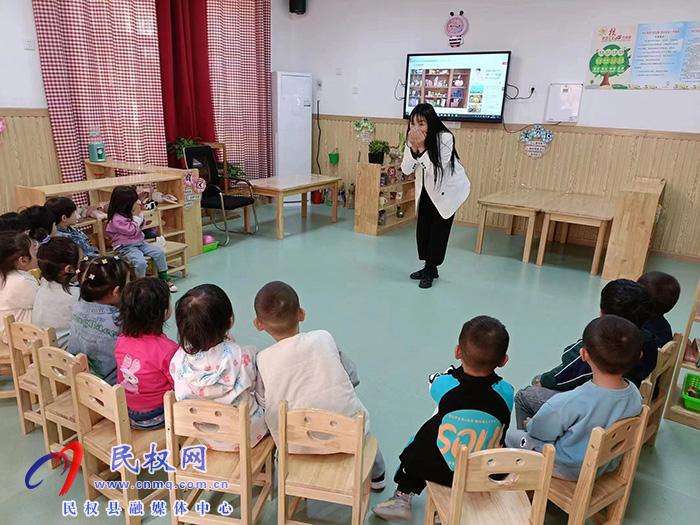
[
  {"x1": 368, "y1": 140, "x2": 390, "y2": 165},
  {"x1": 166, "y1": 137, "x2": 199, "y2": 160}
]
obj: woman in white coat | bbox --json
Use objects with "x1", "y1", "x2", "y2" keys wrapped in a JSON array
[{"x1": 401, "y1": 104, "x2": 470, "y2": 288}]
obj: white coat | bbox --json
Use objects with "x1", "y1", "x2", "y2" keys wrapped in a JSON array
[{"x1": 401, "y1": 131, "x2": 470, "y2": 219}]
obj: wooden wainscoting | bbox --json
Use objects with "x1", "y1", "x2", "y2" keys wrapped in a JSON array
[
  {"x1": 0, "y1": 108, "x2": 61, "y2": 213},
  {"x1": 312, "y1": 114, "x2": 700, "y2": 259}
]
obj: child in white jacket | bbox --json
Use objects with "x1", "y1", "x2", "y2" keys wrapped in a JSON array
[{"x1": 171, "y1": 284, "x2": 267, "y2": 451}]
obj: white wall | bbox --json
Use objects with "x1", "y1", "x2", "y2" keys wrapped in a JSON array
[
  {"x1": 271, "y1": 0, "x2": 700, "y2": 132},
  {"x1": 0, "y1": 0, "x2": 46, "y2": 108}
]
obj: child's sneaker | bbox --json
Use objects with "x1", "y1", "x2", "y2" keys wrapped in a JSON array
[
  {"x1": 372, "y1": 491, "x2": 414, "y2": 521},
  {"x1": 371, "y1": 473, "x2": 386, "y2": 491},
  {"x1": 166, "y1": 280, "x2": 178, "y2": 293}
]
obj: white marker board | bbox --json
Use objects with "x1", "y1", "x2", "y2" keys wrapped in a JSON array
[{"x1": 545, "y1": 83, "x2": 583, "y2": 123}]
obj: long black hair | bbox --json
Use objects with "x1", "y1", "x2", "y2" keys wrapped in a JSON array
[
  {"x1": 407, "y1": 103, "x2": 459, "y2": 187},
  {"x1": 107, "y1": 186, "x2": 139, "y2": 221}
]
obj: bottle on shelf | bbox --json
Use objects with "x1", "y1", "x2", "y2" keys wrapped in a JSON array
[{"x1": 88, "y1": 126, "x2": 106, "y2": 162}]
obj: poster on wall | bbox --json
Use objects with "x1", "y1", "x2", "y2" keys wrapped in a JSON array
[{"x1": 586, "y1": 21, "x2": 700, "y2": 90}]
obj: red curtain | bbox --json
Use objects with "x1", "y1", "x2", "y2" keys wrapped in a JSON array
[
  {"x1": 156, "y1": 0, "x2": 215, "y2": 155},
  {"x1": 33, "y1": 0, "x2": 168, "y2": 199},
  {"x1": 207, "y1": 0, "x2": 273, "y2": 179}
]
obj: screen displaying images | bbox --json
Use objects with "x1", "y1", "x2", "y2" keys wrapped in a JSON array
[{"x1": 404, "y1": 51, "x2": 511, "y2": 122}]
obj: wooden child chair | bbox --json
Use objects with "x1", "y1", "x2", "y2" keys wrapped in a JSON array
[
  {"x1": 33, "y1": 345, "x2": 88, "y2": 466},
  {"x1": 163, "y1": 392, "x2": 276, "y2": 525},
  {"x1": 141, "y1": 210, "x2": 188, "y2": 278},
  {"x1": 4, "y1": 315, "x2": 58, "y2": 434},
  {"x1": 277, "y1": 401, "x2": 378, "y2": 525},
  {"x1": 547, "y1": 405, "x2": 650, "y2": 525},
  {"x1": 70, "y1": 367, "x2": 168, "y2": 525},
  {"x1": 0, "y1": 338, "x2": 15, "y2": 400},
  {"x1": 640, "y1": 333, "x2": 683, "y2": 445},
  {"x1": 424, "y1": 444, "x2": 556, "y2": 525}
]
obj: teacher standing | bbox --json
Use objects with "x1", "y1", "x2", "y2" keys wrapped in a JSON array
[{"x1": 401, "y1": 104, "x2": 470, "y2": 289}]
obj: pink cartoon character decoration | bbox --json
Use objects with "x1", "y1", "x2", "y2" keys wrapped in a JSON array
[
  {"x1": 0, "y1": 117, "x2": 6, "y2": 145},
  {"x1": 445, "y1": 10, "x2": 468, "y2": 48},
  {"x1": 120, "y1": 354, "x2": 140, "y2": 394}
]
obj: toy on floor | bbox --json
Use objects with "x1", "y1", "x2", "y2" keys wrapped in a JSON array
[
  {"x1": 337, "y1": 183, "x2": 346, "y2": 207},
  {"x1": 202, "y1": 234, "x2": 219, "y2": 253},
  {"x1": 346, "y1": 184, "x2": 355, "y2": 209}
]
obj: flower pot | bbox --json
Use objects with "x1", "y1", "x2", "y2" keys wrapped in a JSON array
[
  {"x1": 368, "y1": 152, "x2": 384, "y2": 165},
  {"x1": 329, "y1": 152, "x2": 339, "y2": 164}
]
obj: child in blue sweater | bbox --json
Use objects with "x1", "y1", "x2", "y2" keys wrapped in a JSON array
[
  {"x1": 68, "y1": 256, "x2": 133, "y2": 385},
  {"x1": 514, "y1": 279, "x2": 655, "y2": 428},
  {"x1": 506, "y1": 315, "x2": 643, "y2": 480}
]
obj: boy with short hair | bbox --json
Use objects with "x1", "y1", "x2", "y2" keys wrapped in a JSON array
[
  {"x1": 0, "y1": 212, "x2": 31, "y2": 234},
  {"x1": 638, "y1": 271, "x2": 681, "y2": 347},
  {"x1": 514, "y1": 279, "x2": 656, "y2": 428},
  {"x1": 44, "y1": 197, "x2": 100, "y2": 257},
  {"x1": 506, "y1": 315, "x2": 643, "y2": 480},
  {"x1": 253, "y1": 281, "x2": 384, "y2": 486},
  {"x1": 372, "y1": 316, "x2": 513, "y2": 522}
]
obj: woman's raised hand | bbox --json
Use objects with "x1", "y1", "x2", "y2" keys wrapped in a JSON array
[{"x1": 408, "y1": 128, "x2": 426, "y2": 151}]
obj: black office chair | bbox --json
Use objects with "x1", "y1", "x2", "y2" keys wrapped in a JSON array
[{"x1": 183, "y1": 145, "x2": 258, "y2": 245}]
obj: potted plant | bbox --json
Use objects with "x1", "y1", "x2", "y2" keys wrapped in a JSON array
[
  {"x1": 166, "y1": 137, "x2": 198, "y2": 167},
  {"x1": 368, "y1": 140, "x2": 390, "y2": 165}
]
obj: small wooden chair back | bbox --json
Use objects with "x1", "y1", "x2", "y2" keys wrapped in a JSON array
[
  {"x1": 281, "y1": 403, "x2": 363, "y2": 455},
  {"x1": 71, "y1": 369, "x2": 131, "y2": 446},
  {"x1": 141, "y1": 210, "x2": 163, "y2": 234},
  {"x1": 278, "y1": 401, "x2": 368, "y2": 524},
  {"x1": 568, "y1": 406, "x2": 650, "y2": 522},
  {"x1": 4, "y1": 314, "x2": 57, "y2": 362},
  {"x1": 640, "y1": 333, "x2": 682, "y2": 405},
  {"x1": 449, "y1": 444, "x2": 555, "y2": 525},
  {"x1": 35, "y1": 346, "x2": 88, "y2": 389}
]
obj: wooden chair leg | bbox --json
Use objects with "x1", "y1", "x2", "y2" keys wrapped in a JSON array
[
  {"x1": 475, "y1": 206, "x2": 487, "y2": 254},
  {"x1": 424, "y1": 491, "x2": 437, "y2": 525},
  {"x1": 169, "y1": 485, "x2": 181, "y2": 525},
  {"x1": 123, "y1": 470, "x2": 141, "y2": 525},
  {"x1": 42, "y1": 419, "x2": 61, "y2": 469},
  {"x1": 82, "y1": 451, "x2": 101, "y2": 501},
  {"x1": 265, "y1": 453, "x2": 274, "y2": 502},
  {"x1": 244, "y1": 206, "x2": 251, "y2": 233},
  {"x1": 16, "y1": 387, "x2": 36, "y2": 434}
]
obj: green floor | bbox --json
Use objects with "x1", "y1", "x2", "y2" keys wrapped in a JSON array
[{"x1": 2, "y1": 203, "x2": 699, "y2": 524}]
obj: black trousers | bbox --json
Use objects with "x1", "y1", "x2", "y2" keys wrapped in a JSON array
[
  {"x1": 417, "y1": 189, "x2": 455, "y2": 270},
  {"x1": 394, "y1": 462, "x2": 427, "y2": 495}
]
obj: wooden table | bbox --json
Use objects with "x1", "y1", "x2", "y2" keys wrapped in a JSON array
[
  {"x1": 249, "y1": 174, "x2": 342, "y2": 239},
  {"x1": 476, "y1": 189, "x2": 560, "y2": 263},
  {"x1": 536, "y1": 193, "x2": 617, "y2": 275}
]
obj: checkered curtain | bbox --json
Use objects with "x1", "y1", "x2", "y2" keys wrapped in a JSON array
[
  {"x1": 33, "y1": 0, "x2": 168, "y2": 197},
  {"x1": 207, "y1": 0, "x2": 272, "y2": 179}
]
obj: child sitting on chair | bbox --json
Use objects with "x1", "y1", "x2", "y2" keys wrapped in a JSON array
[
  {"x1": 514, "y1": 279, "x2": 656, "y2": 429},
  {"x1": 116, "y1": 278, "x2": 178, "y2": 429},
  {"x1": 252, "y1": 281, "x2": 385, "y2": 488},
  {"x1": 372, "y1": 316, "x2": 512, "y2": 522},
  {"x1": 637, "y1": 271, "x2": 680, "y2": 347},
  {"x1": 105, "y1": 186, "x2": 176, "y2": 292},
  {"x1": 0, "y1": 213, "x2": 30, "y2": 234},
  {"x1": 170, "y1": 284, "x2": 268, "y2": 450},
  {"x1": 68, "y1": 256, "x2": 133, "y2": 385},
  {"x1": 33, "y1": 237, "x2": 81, "y2": 349},
  {"x1": 20, "y1": 205, "x2": 57, "y2": 242},
  {"x1": 0, "y1": 232, "x2": 38, "y2": 343},
  {"x1": 506, "y1": 315, "x2": 643, "y2": 480},
  {"x1": 44, "y1": 196, "x2": 100, "y2": 258}
]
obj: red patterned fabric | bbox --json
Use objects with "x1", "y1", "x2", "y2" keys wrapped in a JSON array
[
  {"x1": 207, "y1": 0, "x2": 273, "y2": 179},
  {"x1": 33, "y1": 0, "x2": 168, "y2": 199}
]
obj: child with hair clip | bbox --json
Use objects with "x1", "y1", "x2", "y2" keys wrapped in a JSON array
[
  {"x1": 68, "y1": 256, "x2": 133, "y2": 385},
  {"x1": 170, "y1": 284, "x2": 268, "y2": 451},
  {"x1": 105, "y1": 186, "x2": 177, "y2": 292},
  {"x1": 0, "y1": 231, "x2": 39, "y2": 342},
  {"x1": 32, "y1": 237, "x2": 81, "y2": 349},
  {"x1": 115, "y1": 277, "x2": 178, "y2": 429}
]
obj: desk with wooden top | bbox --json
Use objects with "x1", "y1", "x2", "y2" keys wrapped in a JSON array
[
  {"x1": 249, "y1": 174, "x2": 342, "y2": 240},
  {"x1": 476, "y1": 188, "x2": 560, "y2": 263},
  {"x1": 477, "y1": 188, "x2": 616, "y2": 275},
  {"x1": 536, "y1": 193, "x2": 617, "y2": 275}
]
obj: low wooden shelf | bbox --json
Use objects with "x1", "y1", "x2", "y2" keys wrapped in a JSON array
[
  {"x1": 15, "y1": 159, "x2": 202, "y2": 258},
  {"x1": 354, "y1": 163, "x2": 416, "y2": 236},
  {"x1": 664, "y1": 276, "x2": 700, "y2": 430}
]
